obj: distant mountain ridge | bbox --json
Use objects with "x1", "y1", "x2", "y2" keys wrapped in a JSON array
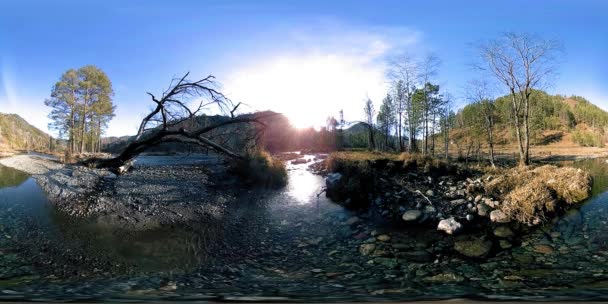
[{"x1": 0, "y1": 113, "x2": 52, "y2": 152}]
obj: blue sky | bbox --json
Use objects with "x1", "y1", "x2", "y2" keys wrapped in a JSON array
[{"x1": 0, "y1": 0, "x2": 606, "y2": 136}]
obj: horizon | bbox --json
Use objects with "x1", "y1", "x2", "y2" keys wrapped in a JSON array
[{"x1": 1, "y1": 0, "x2": 607, "y2": 137}]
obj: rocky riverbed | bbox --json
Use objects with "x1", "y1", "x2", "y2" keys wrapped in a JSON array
[
  {"x1": 0, "y1": 154, "x2": 236, "y2": 230},
  {"x1": 0, "y1": 153, "x2": 605, "y2": 301}
]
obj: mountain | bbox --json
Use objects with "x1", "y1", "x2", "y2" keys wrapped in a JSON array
[
  {"x1": 453, "y1": 91, "x2": 608, "y2": 148},
  {"x1": 0, "y1": 113, "x2": 53, "y2": 152}
]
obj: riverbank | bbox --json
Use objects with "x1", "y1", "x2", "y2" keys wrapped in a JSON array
[
  {"x1": 0, "y1": 153, "x2": 606, "y2": 300},
  {"x1": 321, "y1": 151, "x2": 592, "y2": 257},
  {"x1": 0, "y1": 154, "x2": 237, "y2": 230}
]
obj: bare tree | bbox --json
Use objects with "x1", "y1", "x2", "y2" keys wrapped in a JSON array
[
  {"x1": 84, "y1": 73, "x2": 269, "y2": 173},
  {"x1": 477, "y1": 32, "x2": 561, "y2": 165},
  {"x1": 466, "y1": 79, "x2": 497, "y2": 167},
  {"x1": 419, "y1": 54, "x2": 441, "y2": 155},
  {"x1": 441, "y1": 94, "x2": 454, "y2": 160},
  {"x1": 387, "y1": 54, "x2": 419, "y2": 152},
  {"x1": 363, "y1": 97, "x2": 376, "y2": 150}
]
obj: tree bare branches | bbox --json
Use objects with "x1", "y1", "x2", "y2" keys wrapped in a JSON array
[
  {"x1": 84, "y1": 73, "x2": 270, "y2": 173},
  {"x1": 477, "y1": 32, "x2": 561, "y2": 165}
]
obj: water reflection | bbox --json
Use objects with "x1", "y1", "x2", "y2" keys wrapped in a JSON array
[
  {"x1": 0, "y1": 164, "x2": 207, "y2": 273},
  {"x1": 0, "y1": 165, "x2": 29, "y2": 188},
  {"x1": 285, "y1": 155, "x2": 325, "y2": 205}
]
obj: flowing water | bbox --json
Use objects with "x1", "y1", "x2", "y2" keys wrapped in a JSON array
[{"x1": 0, "y1": 155, "x2": 607, "y2": 301}]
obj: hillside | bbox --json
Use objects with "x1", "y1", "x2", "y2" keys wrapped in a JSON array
[
  {"x1": 451, "y1": 92, "x2": 608, "y2": 155},
  {"x1": 0, "y1": 113, "x2": 53, "y2": 152}
]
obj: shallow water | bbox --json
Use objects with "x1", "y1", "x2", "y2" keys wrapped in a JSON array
[{"x1": 1, "y1": 155, "x2": 608, "y2": 301}]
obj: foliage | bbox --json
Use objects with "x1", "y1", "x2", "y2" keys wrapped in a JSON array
[
  {"x1": 0, "y1": 113, "x2": 55, "y2": 152},
  {"x1": 572, "y1": 129, "x2": 604, "y2": 147},
  {"x1": 230, "y1": 149, "x2": 287, "y2": 189},
  {"x1": 45, "y1": 65, "x2": 115, "y2": 154},
  {"x1": 455, "y1": 90, "x2": 607, "y2": 147}
]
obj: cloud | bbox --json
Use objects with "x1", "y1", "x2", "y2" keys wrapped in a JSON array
[{"x1": 223, "y1": 22, "x2": 422, "y2": 128}]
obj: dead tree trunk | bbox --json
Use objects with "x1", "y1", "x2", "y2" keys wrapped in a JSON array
[{"x1": 83, "y1": 73, "x2": 269, "y2": 173}]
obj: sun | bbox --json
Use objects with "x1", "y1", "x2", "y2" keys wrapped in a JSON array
[{"x1": 224, "y1": 53, "x2": 387, "y2": 131}]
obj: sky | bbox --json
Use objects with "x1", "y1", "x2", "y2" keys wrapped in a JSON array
[{"x1": 0, "y1": 0, "x2": 607, "y2": 136}]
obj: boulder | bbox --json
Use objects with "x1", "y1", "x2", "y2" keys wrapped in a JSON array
[
  {"x1": 454, "y1": 239, "x2": 492, "y2": 258},
  {"x1": 359, "y1": 244, "x2": 376, "y2": 256},
  {"x1": 423, "y1": 272, "x2": 465, "y2": 283},
  {"x1": 493, "y1": 226, "x2": 514, "y2": 238},
  {"x1": 450, "y1": 199, "x2": 467, "y2": 205},
  {"x1": 476, "y1": 202, "x2": 491, "y2": 217},
  {"x1": 325, "y1": 173, "x2": 343, "y2": 189},
  {"x1": 490, "y1": 210, "x2": 510, "y2": 223},
  {"x1": 437, "y1": 217, "x2": 462, "y2": 235},
  {"x1": 402, "y1": 210, "x2": 422, "y2": 222}
]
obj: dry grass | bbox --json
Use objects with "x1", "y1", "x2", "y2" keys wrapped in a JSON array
[
  {"x1": 326, "y1": 151, "x2": 457, "y2": 176},
  {"x1": 230, "y1": 149, "x2": 287, "y2": 189},
  {"x1": 485, "y1": 165, "x2": 592, "y2": 225}
]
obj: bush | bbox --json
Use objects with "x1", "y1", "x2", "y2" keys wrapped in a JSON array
[
  {"x1": 485, "y1": 165, "x2": 592, "y2": 225},
  {"x1": 573, "y1": 130, "x2": 605, "y2": 147},
  {"x1": 230, "y1": 150, "x2": 287, "y2": 189}
]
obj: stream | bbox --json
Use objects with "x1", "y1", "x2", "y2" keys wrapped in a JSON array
[{"x1": 0, "y1": 155, "x2": 607, "y2": 301}]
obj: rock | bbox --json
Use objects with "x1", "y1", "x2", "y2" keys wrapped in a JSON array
[
  {"x1": 493, "y1": 226, "x2": 514, "y2": 238},
  {"x1": 477, "y1": 203, "x2": 491, "y2": 217},
  {"x1": 423, "y1": 272, "x2": 465, "y2": 283},
  {"x1": 466, "y1": 214, "x2": 474, "y2": 221},
  {"x1": 474, "y1": 195, "x2": 482, "y2": 203},
  {"x1": 359, "y1": 244, "x2": 376, "y2": 256},
  {"x1": 437, "y1": 218, "x2": 462, "y2": 235},
  {"x1": 499, "y1": 239, "x2": 512, "y2": 249},
  {"x1": 425, "y1": 189, "x2": 434, "y2": 197},
  {"x1": 450, "y1": 199, "x2": 466, "y2": 205},
  {"x1": 490, "y1": 210, "x2": 510, "y2": 223},
  {"x1": 159, "y1": 282, "x2": 177, "y2": 291},
  {"x1": 326, "y1": 173, "x2": 343, "y2": 188},
  {"x1": 533, "y1": 244, "x2": 554, "y2": 255},
  {"x1": 423, "y1": 205, "x2": 437, "y2": 215},
  {"x1": 454, "y1": 239, "x2": 492, "y2": 258},
  {"x1": 345, "y1": 216, "x2": 360, "y2": 225},
  {"x1": 395, "y1": 250, "x2": 434, "y2": 262},
  {"x1": 376, "y1": 234, "x2": 391, "y2": 242},
  {"x1": 374, "y1": 257, "x2": 399, "y2": 269},
  {"x1": 402, "y1": 210, "x2": 422, "y2": 222}
]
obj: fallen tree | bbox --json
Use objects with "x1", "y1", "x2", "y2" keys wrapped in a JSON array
[{"x1": 83, "y1": 72, "x2": 269, "y2": 173}]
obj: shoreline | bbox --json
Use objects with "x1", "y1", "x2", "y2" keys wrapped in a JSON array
[{"x1": 0, "y1": 154, "x2": 237, "y2": 230}]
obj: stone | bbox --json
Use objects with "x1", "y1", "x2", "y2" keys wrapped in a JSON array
[
  {"x1": 426, "y1": 189, "x2": 434, "y2": 197},
  {"x1": 490, "y1": 210, "x2": 510, "y2": 223},
  {"x1": 374, "y1": 257, "x2": 399, "y2": 269},
  {"x1": 359, "y1": 244, "x2": 376, "y2": 256},
  {"x1": 477, "y1": 203, "x2": 491, "y2": 217},
  {"x1": 493, "y1": 226, "x2": 514, "y2": 238},
  {"x1": 402, "y1": 210, "x2": 422, "y2": 222},
  {"x1": 325, "y1": 173, "x2": 343, "y2": 188},
  {"x1": 377, "y1": 234, "x2": 391, "y2": 242},
  {"x1": 499, "y1": 239, "x2": 512, "y2": 249},
  {"x1": 451, "y1": 199, "x2": 467, "y2": 205},
  {"x1": 437, "y1": 217, "x2": 462, "y2": 235},
  {"x1": 466, "y1": 214, "x2": 474, "y2": 221},
  {"x1": 533, "y1": 244, "x2": 554, "y2": 255},
  {"x1": 474, "y1": 195, "x2": 482, "y2": 203},
  {"x1": 423, "y1": 272, "x2": 465, "y2": 283},
  {"x1": 454, "y1": 239, "x2": 492, "y2": 258},
  {"x1": 395, "y1": 250, "x2": 434, "y2": 262},
  {"x1": 345, "y1": 216, "x2": 360, "y2": 225}
]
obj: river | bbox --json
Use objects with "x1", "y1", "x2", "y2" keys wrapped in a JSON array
[{"x1": 0, "y1": 155, "x2": 607, "y2": 301}]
